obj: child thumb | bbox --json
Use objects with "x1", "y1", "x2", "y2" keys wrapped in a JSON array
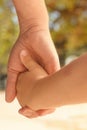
[{"x1": 20, "y1": 50, "x2": 39, "y2": 71}]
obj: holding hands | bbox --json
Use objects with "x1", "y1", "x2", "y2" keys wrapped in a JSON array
[
  {"x1": 6, "y1": 30, "x2": 60, "y2": 118},
  {"x1": 5, "y1": 0, "x2": 87, "y2": 119},
  {"x1": 5, "y1": 0, "x2": 60, "y2": 118},
  {"x1": 17, "y1": 50, "x2": 55, "y2": 118}
]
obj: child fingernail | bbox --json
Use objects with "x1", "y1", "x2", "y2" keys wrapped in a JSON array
[{"x1": 20, "y1": 50, "x2": 28, "y2": 56}]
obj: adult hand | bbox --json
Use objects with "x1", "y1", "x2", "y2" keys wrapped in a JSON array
[{"x1": 6, "y1": 29, "x2": 60, "y2": 116}]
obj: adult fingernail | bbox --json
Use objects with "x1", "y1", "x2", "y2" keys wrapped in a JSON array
[{"x1": 19, "y1": 110, "x2": 33, "y2": 117}]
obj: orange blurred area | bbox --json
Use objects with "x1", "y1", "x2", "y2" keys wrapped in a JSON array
[{"x1": 1, "y1": 91, "x2": 87, "y2": 130}]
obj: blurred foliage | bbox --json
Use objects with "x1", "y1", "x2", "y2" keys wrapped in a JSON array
[
  {"x1": 0, "y1": 0, "x2": 19, "y2": 73},
  {"x1": 0, "y1": 0, "x2": 87, "y2": 73},
  {"x1": 46, "y1": 0, "x2": 87, "y2": 64}
]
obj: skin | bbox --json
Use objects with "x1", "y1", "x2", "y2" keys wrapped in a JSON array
[
  {"x1": 17, "y1": 51, "x2": 87, "y2": 118},
  {"x1": 5, "y1": 0, "x2": 60, "y2": 117}
]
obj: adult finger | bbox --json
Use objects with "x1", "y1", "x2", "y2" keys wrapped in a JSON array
[
  {"x1": 5, "y1": 71, "x2": 18, "y2": 102},
  {"x1": 37, "y1": 108, "x2": 55, "y2": 116},
  {"x1": 19, "y1": 106, "x2": 39, "y2": 118},
  {"x1": 19, "y1": 107, "x2": 55, "y2": 118},
  {"x1": 33, "y1": 38, "x2": 60, "y2": 74}
]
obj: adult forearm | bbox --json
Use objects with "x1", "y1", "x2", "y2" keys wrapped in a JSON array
[
  {"x1": 28, "y1": 53, "x2": 87, "y2": 110},
  {"x1": 13, "y1": 0, "x2": 49, "y2": 32}
]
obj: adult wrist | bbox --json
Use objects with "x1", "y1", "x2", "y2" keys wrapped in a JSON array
[
  {"x1": 13, "y1": 0, "x2": 49, "y2": 33},
  {"x1": 19, "y1": 18, "x2": 49, "y2": 34}
]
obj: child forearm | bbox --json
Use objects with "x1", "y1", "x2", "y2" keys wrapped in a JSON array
[
  {"x1": 13, "y1": 0, "x2": 49, "y2": 33},
  {"x1": 28, "y1": 53, "x2": 87, "y2": 110}
]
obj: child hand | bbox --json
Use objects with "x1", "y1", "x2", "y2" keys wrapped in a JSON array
[{"x1": 16, "y1": 50, "x2": 55, "y2": 118}]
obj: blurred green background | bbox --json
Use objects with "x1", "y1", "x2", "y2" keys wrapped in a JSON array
[{"x1": 0, "y1": 0, "x2": 87, "y2": 89}]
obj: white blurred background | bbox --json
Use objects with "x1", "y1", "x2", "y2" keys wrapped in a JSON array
[{"x1": 1, "y1": 91, "x2": 87, "y2": 130}]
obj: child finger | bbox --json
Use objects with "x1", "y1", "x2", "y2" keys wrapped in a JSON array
[{"x1": 20, "y1": 50, "x2": 41, "y2": 71}]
